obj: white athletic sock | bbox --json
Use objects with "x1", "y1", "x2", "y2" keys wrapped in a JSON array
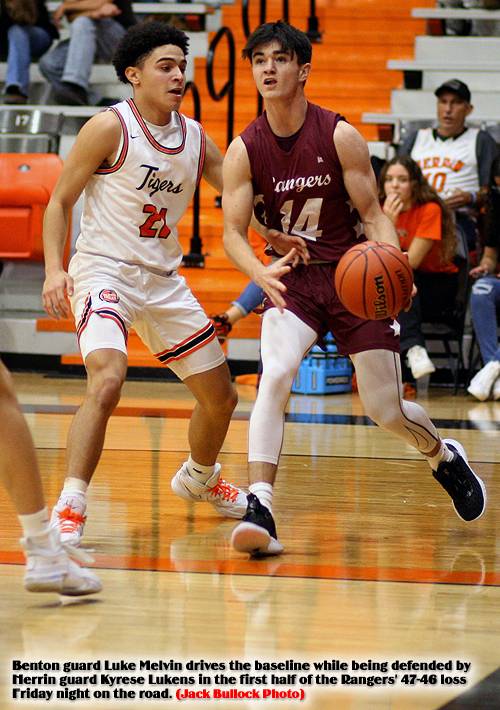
[
  {"x1": 18, "y1": 507, "x2": 53, "y2": 546},
  {"x1": 186, "y1": 456, "x2": 216, "y2": 483},
  {"x1": 249, "y1": 482, "x2": 274, "y2": 514},
  {"x1": 62, "y1": 477, "x2": 88, "y2": 494},
  {"x1": 427, "y1": 441, "x2": 453, "y2": 471}
]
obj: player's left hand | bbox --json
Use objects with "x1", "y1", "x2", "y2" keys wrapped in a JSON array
[
  {"x1": 401, "y1": 283, "x2": 417, "y2": 313},
  {"x1": 266, "y1": 229, "x2": 310, "y2": 266},
  {"x1": 255, "y1": 249, "x2": 298, "y2": 313}
]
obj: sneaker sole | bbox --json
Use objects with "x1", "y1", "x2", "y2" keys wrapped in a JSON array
[
  {"x1": 467, "y1": 384, "x2": 490, "y2": 401},
  {"x1": 24, "y1": 576, "x2": 64, "y2": 594},
  {"x1": 23, "y1": 576, "x2": 101, "y2": 596},
  {"x1": 444, "y1": 438, "x2": 487, "y2": 521},
  {"x1": 231, "y1": 522, "x2": 284, "y2": 556},
  {"x1": 412, "y1": 364, "x2": 436, "y2": 379}
]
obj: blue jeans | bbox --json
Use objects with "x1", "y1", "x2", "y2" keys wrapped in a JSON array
[
  {"x1": 4, "y1": 24, "x2": 53, "y2": 97},
  {"x1": 470, "y1": 276, "x2": 500, "y2": 363},
  {"x1": 38, "y1": 16, "x2": 125, "y2": 103},
  {"x1": 232, "y1": 280, "x2": 264, "y2": 316}
]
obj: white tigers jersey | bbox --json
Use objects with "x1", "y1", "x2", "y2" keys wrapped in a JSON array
[
  {"x1": 411, "y1": 127, "x2": 480, "y2": 196},
  {"x1": 75, "y1": 99, "x2": 206, "y2": 271}
]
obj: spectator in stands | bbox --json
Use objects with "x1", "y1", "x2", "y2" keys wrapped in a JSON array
[
  {"x1": 379, "y1": 156, "x2": 459, "y2": 381},
  {"x1": 467, "y1": 156, "x2": 500, "y2": 400},
  {"x1": 439, "y1": 0, "x2": 500, "y2": 37},
  {"x1": 38, "y1": 0, "x2": 136, "y2": 106},
  {"x1": 398, "y1": 79, "x2": 499, "y2": 252},
  {"x1": 0, "y1": 0, "x2": 58, "y2": 104}
]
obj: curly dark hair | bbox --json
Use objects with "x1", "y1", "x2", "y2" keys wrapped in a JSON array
[
  {"x1": 112, "y1": 21, "x2": 190, "y2": 84},
  {"x1": 378, "y1": 155, "x2": 457, "y2": 265},
  {"x1": 242, "y1": 20, "x2": 312, "y2": 66}
]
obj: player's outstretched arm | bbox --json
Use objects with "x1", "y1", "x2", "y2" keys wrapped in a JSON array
[
  {"x1": 42, "y1": 111, "x2": 122, "y2": 320},
  {"x1": 222, "y1": 137, "x2": 295, "y2": 312},
  {"x1": 334, "y1": 121, "x2": 400, "y2": 250}
]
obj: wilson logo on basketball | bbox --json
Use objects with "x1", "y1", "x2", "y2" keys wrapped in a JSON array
[
  {"x1": 373, "y1": 275, "x2": 388, "y2": 319},
  {"x1": 99, "y1": 290, "x2": 119, "y2": 303},
  {"x1": 372, "y1": 269, "x2": 410, "y2": 320}
]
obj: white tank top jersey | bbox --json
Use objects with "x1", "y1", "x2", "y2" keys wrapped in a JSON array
[
  {"x1": 411, "y1": 127, "x2": 480, "y2": 196},
  {"x1": 76, "y1": 99, "x2": 206, "y2": 271}
]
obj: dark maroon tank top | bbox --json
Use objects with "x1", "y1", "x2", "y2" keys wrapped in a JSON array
[{"x1": 241, "y1": 102, "x2": 366, "y2": 262}]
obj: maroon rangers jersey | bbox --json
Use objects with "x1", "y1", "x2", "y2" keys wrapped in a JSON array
[{"x1": 241, "y1": 102, "x2": 365, "y2": 262}]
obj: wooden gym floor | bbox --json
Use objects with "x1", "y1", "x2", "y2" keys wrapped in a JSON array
[{"x1": 1, "y1": 371, "x2": 500, "y2": 710}]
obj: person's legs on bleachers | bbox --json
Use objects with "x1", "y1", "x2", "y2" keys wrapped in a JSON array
[
  {"x1": 468, "y1": 276, "x2": 500, "y2": 400},
  {"x1": 4, "y1": 24, "x2": 52, "y2": 103}
]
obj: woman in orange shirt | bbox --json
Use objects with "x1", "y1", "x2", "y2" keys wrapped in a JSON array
[{"x1": 378, "y1": 155, "x2": 458, "y2": 381}]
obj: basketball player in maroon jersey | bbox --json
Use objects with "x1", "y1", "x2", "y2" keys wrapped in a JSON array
[{"x1": 222, "y1": 21, "x2": 486, "y2": 555}]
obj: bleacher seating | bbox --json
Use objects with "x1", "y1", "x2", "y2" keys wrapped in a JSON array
[
  {"x1": 363, "y1": 11, "x2": 500, "y2": 140},
  {"x1": 0, "y1": 152, "x2": 71, "y2": 263},
  {"x1": 0, "y1": 2, "x2": 229, "y2": 105}
]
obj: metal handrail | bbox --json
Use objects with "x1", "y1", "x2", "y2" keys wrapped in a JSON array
[
  {"x1": 206, "y1": 26, "x2": 236, "y2": 149},
  {"x1": 241, "y1": 0, "x2": 290, "y2": 38},
  {"x1": 182, "y1": 81, "x2": 205, "y2": 267}
]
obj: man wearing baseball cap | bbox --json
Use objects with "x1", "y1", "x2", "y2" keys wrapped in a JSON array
[{"x1": 399, "y1": 78, "x2": 498, "y2": 250}]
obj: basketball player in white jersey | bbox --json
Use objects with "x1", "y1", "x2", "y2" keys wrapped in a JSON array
[
  {"x1": 0, "y1": 357, "x2": 101, "y2": 594},
  {"x1": 222, "y1": 22, "x2": 486, "y2": 556},
  {"x1": 42, "y1": 22, "x2": 247, "y2": 546}
]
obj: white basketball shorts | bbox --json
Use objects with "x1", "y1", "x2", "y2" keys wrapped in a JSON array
[{"x1": 68, "y1": 252, "x2": 225, "y2": 380}]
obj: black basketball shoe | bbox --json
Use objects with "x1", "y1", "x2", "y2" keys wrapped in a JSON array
[
  {"x1": 231, "y1": 493, "x2": 284, "y2": 556},
  {"x1": 432, "y1": 439, "x2": 486, "y2": 522}
]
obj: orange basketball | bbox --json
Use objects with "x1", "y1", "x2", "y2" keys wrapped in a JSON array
[{"x1": 334, "y1": 241, "x2": 413, "y2": 320}]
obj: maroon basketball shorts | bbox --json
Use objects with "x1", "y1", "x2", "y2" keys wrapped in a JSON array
[{"x1": 262, "y1": 262, "x2": 401, "y2": 356}]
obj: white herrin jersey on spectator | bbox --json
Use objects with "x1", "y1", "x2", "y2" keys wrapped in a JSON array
[
  {"x1": 76, "y1": 99, "x2": 206, "y2": 271},
  {"x1": 410, "y1": 126, "x2": 480, "y2": 195}
]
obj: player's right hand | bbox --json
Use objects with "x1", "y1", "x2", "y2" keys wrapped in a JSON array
[
  {"x1": 256, "y1": 249, "x2": 297, "y2": 313},
  {"x1": 402, "y1": 282, "x2": 417, "y2": 313},
  {"x1": 42, "y1": 270, "x2": 74, "y2": 320}
]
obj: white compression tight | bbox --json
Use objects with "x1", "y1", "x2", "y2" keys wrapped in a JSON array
[
  {"x1": 351, "y1": 349, "x2": 440, "y2": 454},
  {"x1": 249, "y1": 309, "x2": 441, "y2": 466},
  {"x1": 248, "y1": 309, "x2": 317, "y2": 465}
]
